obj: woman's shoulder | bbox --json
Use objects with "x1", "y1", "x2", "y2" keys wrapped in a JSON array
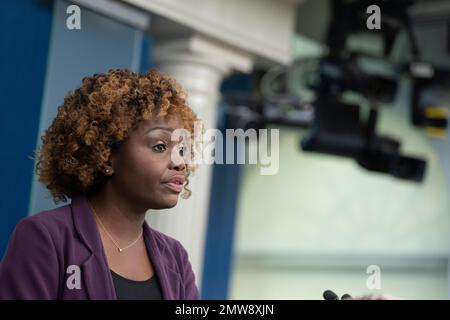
[
  {"x1": 16, "y1": 203, "x2": 73, "y2": 237},
  {"x1": 0, "y1": 204, "x2": 73, "y2": 299}
]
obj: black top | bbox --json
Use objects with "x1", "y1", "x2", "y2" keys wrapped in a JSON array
[{"x1": 110, "y1": 270, "x2": 163, "y2": 300}]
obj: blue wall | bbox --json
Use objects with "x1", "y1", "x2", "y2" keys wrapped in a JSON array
[
  {"x1": 201, "y1": 73, "x2": 252, "y2": 299},
  {"x1": 0, "y1": 0, "x2": 151, "y2": 256},
  {"x1": 0, "y1": 0, "x2": 53, "y2": 256},
  {"x1": 28, "y1": 0, "x2": 147, "y2": 215}
]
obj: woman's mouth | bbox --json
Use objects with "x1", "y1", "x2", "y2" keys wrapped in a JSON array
[
  {"x1": 162, "y1": 175, "x2": 186, "y2": 193},
  {"x1": 163, "y1": 181, "x2": 184, "y2": 193}
]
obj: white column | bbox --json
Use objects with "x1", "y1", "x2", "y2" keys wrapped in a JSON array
[{"x1": 146, "y1": 35, "x2": 252, "y2": 288}]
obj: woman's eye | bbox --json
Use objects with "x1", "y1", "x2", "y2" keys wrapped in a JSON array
[
  {"x1": 152, "y1": 143, "x2": 167, "y2": 152},
  {"x1": 178, "y1": 145, "x2": 185, "y2": 156}
]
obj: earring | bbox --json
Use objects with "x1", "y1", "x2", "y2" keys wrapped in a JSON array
[{"x1": 105, "y1": 169, "x2": 110, "y2": 174}]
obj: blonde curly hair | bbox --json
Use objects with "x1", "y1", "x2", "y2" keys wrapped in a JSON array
[{"x1": 35, "y1": 68, "x2": 199, "y2": 203}]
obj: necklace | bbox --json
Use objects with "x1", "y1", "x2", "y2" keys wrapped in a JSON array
[{"x1": 90, "y1": 203, "x2": 143, "y2": 253}]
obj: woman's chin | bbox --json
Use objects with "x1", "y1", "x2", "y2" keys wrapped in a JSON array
[
  {"x1": 163, "y1": 199, "x2": 179, "y2": 209},
  {"x1": 150, "y1": 195, "x2": 179, "y2": 209}
]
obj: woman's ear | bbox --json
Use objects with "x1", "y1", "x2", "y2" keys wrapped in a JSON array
[
  {"x1": 101, "y1": 166, "x2": 114, "y2": 176},
  {"x1": 101, "y1": 160, "x2": 114, "y2": 176},
  {"x1": 105, "y1": 140, "x2": 122, "y2": 176}
]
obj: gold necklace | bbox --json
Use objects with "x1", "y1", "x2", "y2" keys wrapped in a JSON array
[{"x1": 90, "y1": 203, "x2": 143, "y2": 253}]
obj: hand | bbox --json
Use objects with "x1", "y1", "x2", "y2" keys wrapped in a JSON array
[{"x1": 349, "y1": 293, "x2": 401, "y2": 300}]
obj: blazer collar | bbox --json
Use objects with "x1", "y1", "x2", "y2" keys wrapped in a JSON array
[
  {"x1": 142, "y1": 221, "x2": 182, "y2": 300},
  {"x1": 70, "y1": 194, "x2": 180, "y2": 300},
  {"x1": 71, "y1": 194, "x2": 104, "y2": 256}
]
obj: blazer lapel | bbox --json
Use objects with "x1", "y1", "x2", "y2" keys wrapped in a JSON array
[
  {"x1": 71, "y1": 195, "x2": 117, "y2": 300},
  {"x1": 143, "y1": 222, "x2": 182, "y2": 300},
  {"x1": 80, "y1": 253, "x2": 117, "y2": 299},
  {"x1": 71, "y1": 194, "x2": 182, "y2": 300}
]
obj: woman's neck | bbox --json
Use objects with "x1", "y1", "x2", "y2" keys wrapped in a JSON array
[{"x1": 87, "y1": 187, "x2": 147, "y2": 242}]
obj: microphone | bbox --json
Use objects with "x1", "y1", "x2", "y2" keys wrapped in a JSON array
[
  {"x1": 323, "y1": 290, "x2": 353, "y2": 300},
  {"x1": 323, "y1": 290, "x2": 339, "y2": 300}
]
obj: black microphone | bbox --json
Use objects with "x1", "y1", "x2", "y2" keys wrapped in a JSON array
[{"x1": 323, "y1": 290, "x2": 339, "y2": 300}]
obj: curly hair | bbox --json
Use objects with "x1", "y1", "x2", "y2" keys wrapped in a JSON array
[{"x1": 35, "y1": 68, "x2": 199, "y2": 203}]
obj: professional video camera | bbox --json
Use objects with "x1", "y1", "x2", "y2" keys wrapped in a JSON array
[
  {"x1": 223, "y1": 0, "x2": 449, "y2": 183},
  {"x1": 301, "y1": 0, "x2": 450, "y2": 182}
]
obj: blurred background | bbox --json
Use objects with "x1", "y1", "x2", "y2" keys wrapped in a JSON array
[{"x1": 0, "y1": 0, "x2": 449, "y2": 299}]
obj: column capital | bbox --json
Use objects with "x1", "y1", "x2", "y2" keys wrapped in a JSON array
[
  {"x1": 122, "y1": 0, "x2": 298, "y2": 65},
  {"x1": 152, "y1": 35, "x2": 253, "y2": 75}
]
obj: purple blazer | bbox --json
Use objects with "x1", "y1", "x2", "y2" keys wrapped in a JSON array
[{"x1": 0, "y1": 195, "x2": 200, "y2": 300}]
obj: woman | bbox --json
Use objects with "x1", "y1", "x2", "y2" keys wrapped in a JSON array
[{"x1": 0, "y1": 69, "x2": 200, "y2": 300}]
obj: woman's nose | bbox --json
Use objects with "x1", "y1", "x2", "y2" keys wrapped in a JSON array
[{"x1": 170, "y1": 148, "x2": 186, "y2": 171}]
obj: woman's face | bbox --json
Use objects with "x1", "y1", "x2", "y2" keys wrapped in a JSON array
[{"x1": 108, "y1": 116, "x2": 188, "y2": 210}]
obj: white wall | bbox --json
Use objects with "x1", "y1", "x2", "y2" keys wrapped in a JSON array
[
  {"x1": 230, "y1": 105, "x2": 449, "y2": 299},
  {"x1": 229, "y1": 30, "x2": 450, "y2": 298}
]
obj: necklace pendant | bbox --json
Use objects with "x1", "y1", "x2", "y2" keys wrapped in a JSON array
[{"x1": 118, "y1": 248, "x2": 123, "y2": 252}]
